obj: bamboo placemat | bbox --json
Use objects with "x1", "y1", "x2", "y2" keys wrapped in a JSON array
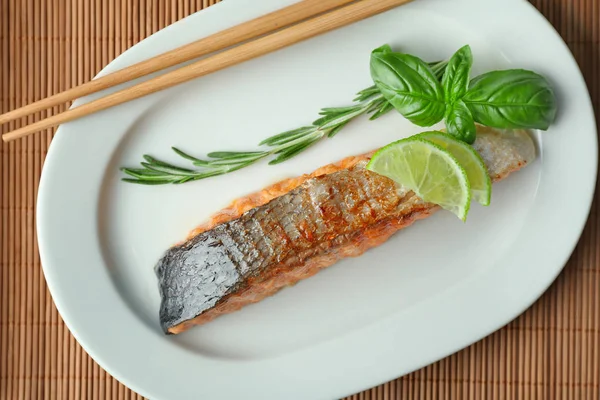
[{"x1": 1, "y1": 0, "x2": 598, "y2": 399}]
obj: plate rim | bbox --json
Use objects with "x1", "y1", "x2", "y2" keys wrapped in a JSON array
[{"x1": 37, "y1": 0, "x2": 598, "y2": 398}]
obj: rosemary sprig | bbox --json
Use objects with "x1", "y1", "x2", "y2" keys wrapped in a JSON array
[{"x1": 121, "y1": 60, "x2": 448, "y2": 185}]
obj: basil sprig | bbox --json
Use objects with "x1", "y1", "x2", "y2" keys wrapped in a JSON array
[{"x1": 370, "y1": 45, "x2": 557, "y2": 144}]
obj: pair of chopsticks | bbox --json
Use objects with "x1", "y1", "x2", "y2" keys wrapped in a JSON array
[{"x1": 0, "y1": 0, "x2": 414, "y2": 143}]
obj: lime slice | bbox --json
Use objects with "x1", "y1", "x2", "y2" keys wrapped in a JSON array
[
  {"x1": 367, "y1": 138, "x2": 471, "y2": 221},
  {"x1": 416, "y1": 131, "x2": 492, "y2": 206}
]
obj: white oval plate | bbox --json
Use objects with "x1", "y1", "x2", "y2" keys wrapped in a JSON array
[{"x1": 38, "y1": 0, "x2": 597, "y2": 398}]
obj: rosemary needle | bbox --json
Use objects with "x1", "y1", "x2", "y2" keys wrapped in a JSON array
[{"x1": 121, "y1": 61, "x2": 448, "y2": 185}]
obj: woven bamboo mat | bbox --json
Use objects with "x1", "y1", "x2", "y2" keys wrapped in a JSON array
[{"x1": 0, "y1": 0, "x2": 599, "y2": 399}]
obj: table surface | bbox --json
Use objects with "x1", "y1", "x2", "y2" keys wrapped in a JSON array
[{"x1": 1, "y1": 0, "x2": 599, "y2": 399}]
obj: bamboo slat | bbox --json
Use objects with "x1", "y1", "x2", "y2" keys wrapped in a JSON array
[{"x1": 0, "y1": 0, "x2": 598, "y2": 399}]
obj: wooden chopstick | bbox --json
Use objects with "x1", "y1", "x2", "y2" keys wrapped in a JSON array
[
  {"x1": 0, "y1": 0, "x2": 363, "y2": 126},
  {"x1": 0, "y1": 0, "x2": 356, "y2": 126},
  {"x1": 1, "y1": 0, "x2": 414, "y2": 142}
]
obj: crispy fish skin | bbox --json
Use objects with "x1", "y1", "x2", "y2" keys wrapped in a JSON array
[{"x1": 157, "y1": 127, "x2": 535, "y2": 334}]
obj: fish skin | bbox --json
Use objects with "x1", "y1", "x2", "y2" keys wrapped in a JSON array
[{"x1": 156, "y1": 127, "x2": 535, "y2": 334}]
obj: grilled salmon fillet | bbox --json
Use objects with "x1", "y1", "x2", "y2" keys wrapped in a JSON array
[{"x1": 156, "y1": 127, "x2": 536, "y2": 334}]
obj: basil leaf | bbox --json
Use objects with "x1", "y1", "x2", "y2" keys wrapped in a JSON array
[
  {"x1": 372, "y1": 44, "x2": 393, "y2": 54},
  {"x1": 444, "y1": 100, "x2": 476, "y2": 144},
  {"x1": 370, "y1": 50, "x2": 445, "y2": 127},
  {"x1": 442, "y1": 45, "x2": 473, "y2": 103},
  {"x1": 463, "y1": 69, "x2": 557, "y2": 130}
]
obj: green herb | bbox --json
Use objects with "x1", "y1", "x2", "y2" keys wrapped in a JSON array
[
  {"x1": 444, "y1": 100, "x2": 476, "y2": 143},
  {"x1": 122, "y1": 60, "x2": 448, "y2": 185},
  {"x1": 370, "y1": 44, "x2": 556, "y2": 144},
  {"x1": 463, "y1": 69, "x2": 557, "y2": 130},
  {"x1": 442, "y1": 45, "x2": 473, "y2": 103},
  {"x1": 442, "y1": 45, "x2": 476, "y2": 143},
  {"x1": 370, "y1": 47, "x2": 446, "y2": 127},
  {"x1": 122, "y1": 44, "x2": 557, "y2": 186}
]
